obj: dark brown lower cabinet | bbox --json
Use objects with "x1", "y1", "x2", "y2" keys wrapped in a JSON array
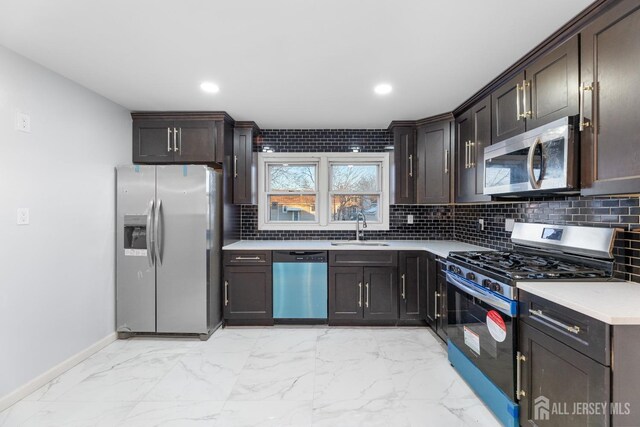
[
  {"x1": 223, "y1": 266, "x2": 272, "y2": 322},
  {"x1": 328, "y1": 266, "x2": 397, "y2": 322},
  {"x1": 398, "y1": 252, "x2": 427, "y2": 320},
  {"x1": 519, "y1": 322, "x2": 610, "y2": 427},
  {"x1": 435, "y1": 265, "x2": 448, "y2": 342}
]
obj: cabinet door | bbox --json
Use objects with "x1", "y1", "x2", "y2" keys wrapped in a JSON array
[
  {"x1": 363, "y1": 267, "x2": 397, "y2": 320},
  {"x1": 581, "y1": 0, "x2": 640, "y2": 195},
  {"x1": 398, "y1": 252, "x2": 427, "y2": 320},
  {"x1": 173, "y1": 120, "x2": 217, "y2": 163},
  {"x1": 435, "y1": 271, "x2": 448, "y2": 342},
  {"x1": 455, "y1": 110, "x2": 474, "y2": 202},
  {"x1": 133, "y1": 120, "x2": 174, "y2": 163},
  {"x1": 526, "y1": 35, "x2": 579, "y2": 130},
  {"x1": 425, "y1": 257, "x2": 438, "y2": 328},
  {"x1": 224, "y1": 266, "x2": 272, "y2": 320},
  {"x1": 416, "y1": 121, "x2": 451, "y2": 204},
  {"x1": 329, "y1": 267, "x2": 363, "y2": 320},
  {"x1": 471, "y1": 97, "x2": 492, "y2": 201},
  {"x1": 233, "y1": 127, "x2": 255, "y2": 204},
  {"x1": 492, "y1": 72, "x2": 526, "y2": 143},
  {"x1": 394, "y1": 127, "x2": 416, "y2": 204},
  {"x1": 519, "y1": 322, "x2": 610, "y2": 427}
]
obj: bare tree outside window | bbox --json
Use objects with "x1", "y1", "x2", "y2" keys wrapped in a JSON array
[{"x1": 330, "y1": 163, "x2": 380, "y2": 221}]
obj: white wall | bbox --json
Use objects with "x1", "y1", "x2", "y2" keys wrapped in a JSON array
[{"x1": 0, "y1": 45, "x2": 130, "y2": 401}]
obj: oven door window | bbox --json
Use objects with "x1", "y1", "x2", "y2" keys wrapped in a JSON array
[{"x1": 447, "y1": 280, "x2": 515, "y2": 400}]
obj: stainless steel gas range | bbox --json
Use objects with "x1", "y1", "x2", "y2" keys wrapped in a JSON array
[{"x1": 445, "y1": 222, "x2": 618, "y2": 427}]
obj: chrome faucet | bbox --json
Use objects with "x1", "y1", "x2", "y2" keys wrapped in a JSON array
[{"x1": 355, "y1": 210, "x2": 367, "y2": 241}]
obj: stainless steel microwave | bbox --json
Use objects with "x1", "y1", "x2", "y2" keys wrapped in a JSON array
[{"x1": 483, "y1": 116, "x2": 578, "y2": 196}]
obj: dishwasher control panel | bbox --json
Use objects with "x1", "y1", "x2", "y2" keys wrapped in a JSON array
[{"x1": 273, "y1": 251, "x2": 327, "y2": 263}]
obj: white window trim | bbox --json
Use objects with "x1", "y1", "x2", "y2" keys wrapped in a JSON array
[{"x1": 258, "y1": 152, "x2": 390, "y2": 231}]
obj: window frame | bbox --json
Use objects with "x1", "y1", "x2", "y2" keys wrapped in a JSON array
[{"x1": 258, "y1": 152, "x2": 390, "y2": 231}]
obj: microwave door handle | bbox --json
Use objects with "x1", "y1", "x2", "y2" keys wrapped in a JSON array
[
  {"x1": 446, "y1": 272, "x2": 514, "y2": 316},
  {"x1": 527, "y1": 138, "x2": 542, "y2": 189}
]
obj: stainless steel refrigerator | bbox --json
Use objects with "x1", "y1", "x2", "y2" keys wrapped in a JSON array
[{"x1": 116, "y1": 165, "x2": 222, "y2": 339}]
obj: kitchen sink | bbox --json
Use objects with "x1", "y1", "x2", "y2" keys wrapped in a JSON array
[{"x1": 330, "y1": 241, "x2": 390, "y2": 247}]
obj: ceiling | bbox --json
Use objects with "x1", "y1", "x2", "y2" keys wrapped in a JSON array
[{"x1": 0, "y1": 0, "x2": 594, "y2": 128}]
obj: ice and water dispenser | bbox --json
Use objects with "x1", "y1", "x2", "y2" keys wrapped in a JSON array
[{"x1": 123, "y1": 215, "x2": 148, "y2": 256}]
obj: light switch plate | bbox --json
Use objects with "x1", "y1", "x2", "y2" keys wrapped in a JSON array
[
  {"x1": 17, "y1": 208, "x2": 30, "y2": 225},
  {"x1": 407, "y1": 215, "x2": 414, "y2": 224},
  {"x1": 505, "y1": 218, "x2": 515, "y2": 232}
]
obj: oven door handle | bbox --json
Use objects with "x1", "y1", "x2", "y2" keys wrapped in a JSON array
[{"x1": 446, "y1": 272, "x2": 516, "y2": 316}]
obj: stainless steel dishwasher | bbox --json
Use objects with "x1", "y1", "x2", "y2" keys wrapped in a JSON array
[{"x1": 273, "y1": 251, "x2": 328, "y2": 320}]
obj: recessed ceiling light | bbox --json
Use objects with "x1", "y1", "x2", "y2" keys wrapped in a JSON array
[
  {"x1": 200, "y1": 82, "x2": 220, "y2": 93},
  {"x1": 374, "y1": 83, "x2": 392, "y2": 95}
]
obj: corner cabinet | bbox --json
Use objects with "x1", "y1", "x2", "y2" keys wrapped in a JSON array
[
  {"x1": 132, "y1": 112, "x2": 234, "y2": 164},
  {"x1": 415, "y1": 121, "x2": 452, "y2": 204},
  {"x1": 223, "y1": 251, "x2": 273, "y2": 325},
  {"x1": 491, "y1": 36, "x2": 579, "y2": 144},
  {"x1": 580, "y1": 0, "x2": 640, "y2": 196},
  {"x1": 456, "y1": 96, "x2": 491, "y2": 203},
  {"x1": 233, "y1": 122, "x2": 260, "y2": 205}
]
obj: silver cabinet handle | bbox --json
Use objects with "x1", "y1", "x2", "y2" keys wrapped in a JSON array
[
  {"x1": 434, "y1": 292, "x2": 440, "y2": 318},
  {"x1": 521, "y1": 79, "x2": 528, "y2": 119},
  {"x1": 401, "y1": 274, "x2": 406, "y2": 300},
  {"x1": 464, "y1": 141, "x2": 468, "y2": 169},
  {"x1": 516, "y1": 351, "x2": 526, "y2": 400},
  {"x1": 146, "y1": 199, "x2": 155, "y2": 267},
  {"x1": 234, "y1": 155, "x2": 238, "y2": 178},
  {"x1": 235, "y1": 256, "x2": 261, "y2": 260},
  {"x1": 173, "y1": 128, "x2": 178, "y2": 152},
  {"x1": 358, "y1": 282, "x2": 362, "y2": 308},
  {"x1": 529, "y1": 309, "x2": 580, "y2": 334},
  {"x1": 527, "y1": 137, "x2": 542, "y2": 189},
  {"x1": 167, "y1": 128, "x2": 172, "y2": 152},
  {"x1": 154, "y1": 199, "x2": 163, "y2": 265},
  {"x1": 224, "y1": 281, "x2": 229, "y2": 306},
  {"x1": 365, "y1": 282, "x2": 369, "y2": 308},
  {"x1": 524, "y1": 80, "x2": 532, "y2": 118},
  {"x1": 408, "y1": 154, "x2": 413, "y2": 177},
  {"x1": 516, "y1": 82, "x2": 522, "y2": 120},
  {"x1": 469, "y1": 141, "x2": 475, "y2": 168},
  {"x1": 579, "y1": 82, "x2": 593, "y2": 131},
  {"x1": 178, "y1": 128, "x2": 182, "y2": 153},
  {"x1": 444, "y1": 149, "x2": 449, "y2": 174}
]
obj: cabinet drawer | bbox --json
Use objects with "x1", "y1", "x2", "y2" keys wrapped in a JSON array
[
  {"x1": 329, "y1": 251, "x2": 397, "y2": 267},
  {"x1": 519, "y1": 290, "x2": 610, "y2": 366},
  {"x1": 224, "y1": 251, "x2": 272, "y2": 265}
]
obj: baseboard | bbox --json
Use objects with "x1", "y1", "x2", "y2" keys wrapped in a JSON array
[{"x1": 0, "y1": 332, "x2": 117, "y2": 412}]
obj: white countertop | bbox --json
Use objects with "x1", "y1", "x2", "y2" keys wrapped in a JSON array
[
  {"x1": 222, "y1": 240, "x2": 490, "y2": 259},
  {"x1": 517, "y1": 280, "x2": 640, "y2": 325}
]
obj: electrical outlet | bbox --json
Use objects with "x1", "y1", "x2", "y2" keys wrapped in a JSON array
[
  {"x1": 407, "y1": 215, "x2": 414, "y2": 224},
  {"x1": 17, "y1": 208, "x2": 30, "y2": 225},
  {"x1": 505, "y1": 218, "x2": 516, "y2": 232},
  {"x1": 478, "y1": 218, "x2": 485, "y2": 231},
  {"x1": 15, "y1": 111, "x2": 31, "y2": 133}
]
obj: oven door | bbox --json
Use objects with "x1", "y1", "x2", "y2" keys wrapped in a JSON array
[
  {"x1": 446, "y1": 271, "x2": 517, "y2": 400},
  {"x1": 484, "y1": 116, "x2": 576, "y2": 195}
]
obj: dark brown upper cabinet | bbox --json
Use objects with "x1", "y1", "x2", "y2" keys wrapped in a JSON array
[
  {"x1": 132, "y1": 112, "x2": 233, "y2": 164},
  {"x1": 456, "y1": 97, "x2": 491, "y2": 203},
  {"x1": 233, "y1": 122, "x2": 259, "y2": 205},
  {"x1": 416, "y1": 120, "x2": 452, "y2": 204},
  {"x1": 580, "y1": 0, "x2": 640, "y2": 196},
  {"x1": 393, "y1": 126, "x2": 416, "y2": 204},
  {"x1": 492, "y1": 37, "x2": 579, "y2": 144}
]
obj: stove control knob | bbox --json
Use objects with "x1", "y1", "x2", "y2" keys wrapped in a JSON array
[
  {"x1": 466, "y1": 272, "x2": 476, "y2": 282},
  {"x1": 491, "y1": 283, "x2": 502, "y2": 293},
  {"x1": 482, "y1": 279, "x2": 492, "y2": 289}
]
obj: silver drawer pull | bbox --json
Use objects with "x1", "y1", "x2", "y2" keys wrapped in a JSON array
[
  {"x1": 529, "y1": 309, "x2": 580, "y2": 334},
  {"x1": 234, "y1": 256, "x2": 261, "y2": 260}
]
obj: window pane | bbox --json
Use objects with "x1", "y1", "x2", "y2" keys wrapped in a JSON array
[
  {"x1": 331, "y1": 195, "x2": 379, "y2": 222},
  {"x1": 268, "y1": 195, "x2": 317, "y2": 222},
  {"x1": 269, "y1": 164, "x2": 316, "y2": 192},
  {"x1": 330, "y1": 164, "x2": 379, "y2": 192}
]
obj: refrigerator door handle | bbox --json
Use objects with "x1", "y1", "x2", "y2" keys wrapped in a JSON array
[
  {"x1": 146, "y1": 199, "x2": 155, "y2": 267},
  {"x1": 154, "y1": 199, "x2": 163, "y2": 264}
]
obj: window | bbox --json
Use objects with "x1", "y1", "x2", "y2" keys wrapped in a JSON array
[{"x1": 258, "y1": 153, "x2": 390, "y2": 230}]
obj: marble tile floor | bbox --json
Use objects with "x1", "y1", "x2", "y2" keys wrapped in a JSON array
[{"x1": 0, "y1": 327, "x2": 501, "y2": 426}]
